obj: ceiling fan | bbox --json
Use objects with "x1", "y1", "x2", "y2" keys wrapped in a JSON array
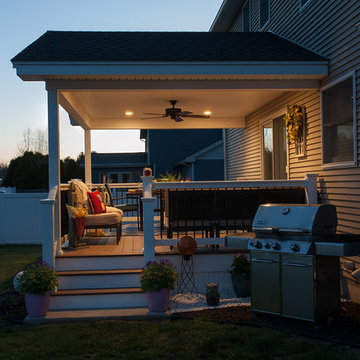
[{"x1": 142, "y1": 100, "x2": 211, "y2": 122}]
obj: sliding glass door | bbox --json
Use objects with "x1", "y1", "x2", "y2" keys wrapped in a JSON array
[{"x1": 262, "y1": 115, "x2": 287, "y2": 180}]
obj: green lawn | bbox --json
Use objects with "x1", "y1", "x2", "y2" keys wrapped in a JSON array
[
  {"x1": 0, "y1": 245, "x2": 358, "y2": 360},
  {"x1": 0, "y1": 318, "x2": 358, "y2": 360},
  {"x1": 0, "y1": 245, "x2": 41, "y2": 291}
]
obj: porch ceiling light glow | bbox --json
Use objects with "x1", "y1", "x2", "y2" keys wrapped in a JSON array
[
  {"x1": 125, "y1": 111, "x2": 133, "y2": 116},
  {"x1": 204, "y1": 111, "x2": 212, "y2": 115}
]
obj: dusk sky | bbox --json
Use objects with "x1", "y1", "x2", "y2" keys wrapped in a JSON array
[{"x1": 0, "y1": 0, "x2": 223, "y2": 163}]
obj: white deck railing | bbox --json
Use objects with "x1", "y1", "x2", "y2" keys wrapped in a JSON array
[{"x1": 142, "y1": 174, "x2": 318, "y2": 263}]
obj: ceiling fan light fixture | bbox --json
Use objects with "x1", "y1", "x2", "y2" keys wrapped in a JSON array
[
  {"x1": 125, "y1": 111, "x2": 133, "y2": 116},
  {"x1": 204, "y1": 111, "x2": 212, "y2": 115}
]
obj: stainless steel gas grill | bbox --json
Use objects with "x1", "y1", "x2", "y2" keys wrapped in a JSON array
[{"x1": 226, "y1": 203, "x2": 360, "y2": 322}]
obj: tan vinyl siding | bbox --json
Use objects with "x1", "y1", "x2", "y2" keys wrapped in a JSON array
[{"x1": 224, "y1": 1, "x2": 360, "y2": 233}]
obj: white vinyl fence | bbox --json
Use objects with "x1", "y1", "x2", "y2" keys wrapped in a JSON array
[{"x1": 0, "y1": 192, "x2": 47, "y2": 244}]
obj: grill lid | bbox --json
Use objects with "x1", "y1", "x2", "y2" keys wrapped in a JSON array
[{"x1": 252, "y1": 204, "x2": 337, "y2": 236}]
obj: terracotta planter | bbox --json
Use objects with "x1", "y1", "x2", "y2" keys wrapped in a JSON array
[
  {"x1": 24, "y1": 293, "x2": 50, "y2": 316},
  {"x1": 147, "y1": 289, "x2": 170, "y2": 312},
  {"x1": 75, "y1": 216, "x2": 86, "y2": 238},
  {"x1": 231, "y1": 273, "x2": 250, "y2": 298}
]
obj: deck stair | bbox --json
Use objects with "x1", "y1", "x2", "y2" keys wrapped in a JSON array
[{"x1": 50, "y1": 255, "x2": 147, "y2": 311}]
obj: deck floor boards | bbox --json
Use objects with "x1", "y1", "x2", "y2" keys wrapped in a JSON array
[{"x1": 60, "y1": 217, "x2": 245, "y2": 258}]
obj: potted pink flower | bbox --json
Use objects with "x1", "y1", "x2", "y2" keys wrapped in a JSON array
[
  {"x1": 140, "y1": 260, "x2": 177, "y2": 312},
  {"x1": 18, "y1": 261, "x2": 58, "y2": 316}
]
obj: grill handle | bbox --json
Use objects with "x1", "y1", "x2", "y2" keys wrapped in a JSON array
[
  {"x1": 283, "y1": 262, "x2": 312, "y2": 268},
  {"x1": 253, "y1": 227, "x2": 308, "y2": 233},
  {"x1": 252, "y1": 258, "x2": 279, "y2": 264}
]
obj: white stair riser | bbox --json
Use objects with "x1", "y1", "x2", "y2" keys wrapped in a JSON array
[
  {"x1": 58, "y1": 274, "x2": 140, "y2": 290},
  {"x1": 56, "y1": 256, "x2": 144, "y2": 271},
  {"x1": 49, "y1": 293, "x2": 148, "y2": 310}
]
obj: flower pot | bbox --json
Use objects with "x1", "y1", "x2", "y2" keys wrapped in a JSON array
[
  {"x1": 24, "y1": 293, "x2": 50, "y2": 316},
  {"x1": 75, "y1": 217, "x2": 86, "y2": 238},
  {"x1": 231, "y1": 273, "x2": 250, "y2": 298},
  {"x1": 147, "y1": 289, "x2": 170, "y2": 312}
]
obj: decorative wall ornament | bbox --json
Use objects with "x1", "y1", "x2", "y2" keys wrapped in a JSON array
[{"x1": 284, "y1": 105, "x2": 306, "y2": 156}]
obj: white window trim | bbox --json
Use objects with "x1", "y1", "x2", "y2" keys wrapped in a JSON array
[
  {"x1": 259, "y1": 0, "x2": 271, "y2": 31},
  {"x1": 321, "y1": 71, "x2": 357, "y2": 169},
  {"x1": 299, "y1": 0, "x2": 312, "y2": 12},
  {"x1": 259, "y1": 108, "x2": 288, "y2": 180},
  {"x1": 242, "y1": 0, "x2": 251, "y2": 32}
]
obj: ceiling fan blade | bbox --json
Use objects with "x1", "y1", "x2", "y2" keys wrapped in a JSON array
[
  {"x1": 174, "y1": 115, "x2": 184, "y2": 122},
  {"x1": 178, "y1": 111, "x2": 192, "y2": 116},
  {"x1": 144, "y1": 113, "x2": 165, "y2": 116},
  {"x1": 141, "y1": 116, "x2": 166, "y2": 120},
  {"x1": 180, "y1": 114, "x2": 211, "y2": 118}
]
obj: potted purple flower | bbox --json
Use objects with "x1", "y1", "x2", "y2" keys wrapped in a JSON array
[
  {"x1": 18, "y1": 261, "x2": 58, "y2": 316},
  {"x1": 229, "y1": 253, "x2": 250, "y2": 298},
  {"x1": 140, "y1": 260, "x2": 177, "y2": 312}
]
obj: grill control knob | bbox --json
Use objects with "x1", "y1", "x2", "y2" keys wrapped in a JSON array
[
  {"x1": 271, "y1": 242, "x2": 280, "y2": 250},
  {"x1": 290, "y1": 243, "x2": 300, "y2": 252},
  {"x1": 253, "y1": 240, "x2": 262, "y2": 249},
  {"x1": 264, "y1": 242, "x2": 271, "y2": 249},
  {"x1": 249, "y1": 240, "x2": 254, "y2": 247}
]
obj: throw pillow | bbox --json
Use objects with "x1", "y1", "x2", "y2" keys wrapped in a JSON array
[{"x1": 87, "y1": 190, "x2": 107, "y2": 214}]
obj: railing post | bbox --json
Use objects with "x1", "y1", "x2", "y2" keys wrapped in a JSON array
[
  {"x1": 305, "y1": 174, "x2": 318, "y2": 204},
  {"x1": 142, "y1": 175, "x2": 155, "y2": 263},
  {"x1": 41, "y1": 199, "x2": 56, "y2": 267}
]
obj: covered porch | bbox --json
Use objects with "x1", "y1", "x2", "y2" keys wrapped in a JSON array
[{"x1": 11, "y1": 31, "x2": 328, "y2": 312}]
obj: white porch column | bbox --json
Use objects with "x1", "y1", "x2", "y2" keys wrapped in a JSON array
[
  {"x1": 305, "y1": 173, "x2": 318, "y2": 204},
  {"x1": 42, "y1": 89, "x2": 61, "y2": 266},
  {"x1": 84, "y1": 129, "x2": 92, "y2": 184},
  {"x1": 142, "y1": 175, "x2": 155, "y2": 263}
]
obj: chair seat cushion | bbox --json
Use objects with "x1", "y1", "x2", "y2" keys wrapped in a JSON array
[{"x1": 85, "y1": 207, "x2": 123, "y2": 226}]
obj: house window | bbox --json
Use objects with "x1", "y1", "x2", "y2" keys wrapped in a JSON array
[
  {"x1": 242, "y1": 1, "x2": 250, "y2": 32},
  {"x1": 122, "y1": 173, "x2": 130, "y2": 183},
  {"x1": 322, "y1": 74, "x2": 356, "y2": 167},
  {"x1": 259, "y1": 0, "x2": 270, "y2": 30}
]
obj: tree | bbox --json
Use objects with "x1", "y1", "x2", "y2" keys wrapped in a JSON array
[
  {"x1": 3, "y1": 152, "x2": 84, "y2": 190},
  {"x1": 17, "y1": 128, "x2": 48, "y2": 156},
  {"x1": 0, "y1": 162, "x2": 8, "y2": 186}
]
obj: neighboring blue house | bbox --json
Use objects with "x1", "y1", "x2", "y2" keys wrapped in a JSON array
[
  {"x1": 143, "y1": 129, "x2": 224, "y2": 180},
  {"x1": 176, "y1": 140, "x2": 224, "y2": 181},
  {"x1": 81, "y1": 152, "x2": 147, "y2": 183}
]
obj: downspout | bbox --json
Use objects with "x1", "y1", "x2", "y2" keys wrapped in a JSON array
[{"x1": 222, "y1": 129, "x2": 228, "y2": 180}]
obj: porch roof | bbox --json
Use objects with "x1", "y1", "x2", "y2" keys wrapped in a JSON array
[
  {"x1": 11, "y1": 31, "x2": 328, "y2": 130},
  {"x1": 12, "y1": 31, "x2": 327, "y2": 63}
]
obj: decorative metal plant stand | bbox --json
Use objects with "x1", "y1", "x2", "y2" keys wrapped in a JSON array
[{"x1": 177, "y1": 236, "x2": 198, "y2": 293}]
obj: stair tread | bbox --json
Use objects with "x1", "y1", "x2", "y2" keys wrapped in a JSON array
[
  {"x1": 57, "y1": 269, "x2": 142, "y2": 276},
  {"x1": 54, "y1": 287, "x2": 144, "y2": 296}
]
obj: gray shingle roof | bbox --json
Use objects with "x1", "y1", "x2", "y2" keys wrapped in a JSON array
[
  {"x1": 88, "y1": 152, "x2": 147, "y2": 167},
  {"x1": 11, "y1": 31, "x2": 327, "y2": 63}
]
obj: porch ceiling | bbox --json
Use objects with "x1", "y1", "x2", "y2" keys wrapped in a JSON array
[{"x1": 59, "y1": 88, "x2": 289, "y2": 130}]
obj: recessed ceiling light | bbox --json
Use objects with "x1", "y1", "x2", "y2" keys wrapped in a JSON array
[
  {"x1": 125, "y1": 111, "x2": 133, "y2": 116},
  {"x1": 204, "y1": 111, "x2": 211, "y2": 115}
]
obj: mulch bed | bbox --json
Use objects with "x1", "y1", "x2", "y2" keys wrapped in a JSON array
[
  {"x1": 2, "y1": 286, "x2": 360, "y2": 348},
  {"x1": 172, "y1": 301, "x2": 360, "y2": 348}
]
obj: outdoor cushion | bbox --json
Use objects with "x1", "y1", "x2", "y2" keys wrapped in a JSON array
[
  {"x1": 85, "y1": 209, "x2": 122, "y2": 226},
  {"x1": 88, "y1": 190, "x2": 107, "y2": 214}
]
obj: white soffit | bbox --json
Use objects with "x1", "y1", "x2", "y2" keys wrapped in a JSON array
[{"x1": 59, "y1": 88, "x2": 288, "y2": 130}]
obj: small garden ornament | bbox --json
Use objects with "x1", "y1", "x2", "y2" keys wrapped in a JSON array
[
  {"x1": 205, "y1": 283, "x2": 220, "y2": 306},
  {"x1": 229, "y1": 253, "x2": 250, "y2": 298},
  {"x1": 18, "y1": 261, "x2": 58, "y2": 316},
  {"x1": 140, "y1": 260, "x2": 177, "y2": 312}
]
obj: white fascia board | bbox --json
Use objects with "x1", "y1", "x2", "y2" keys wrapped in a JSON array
[{"x1": 13, "y1": 61, "x2": 328, "y2": 79}]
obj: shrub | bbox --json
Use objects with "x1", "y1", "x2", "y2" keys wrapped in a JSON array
[
  {"x1": 140, "y1": 260, "x2": 177, "y2": 292},
  {"x1": 18, "y1": 261, "x2": 58, "y2": 295},
  {"x1": 229, "y1": 253, "x2": 250, "y2": 275}
]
